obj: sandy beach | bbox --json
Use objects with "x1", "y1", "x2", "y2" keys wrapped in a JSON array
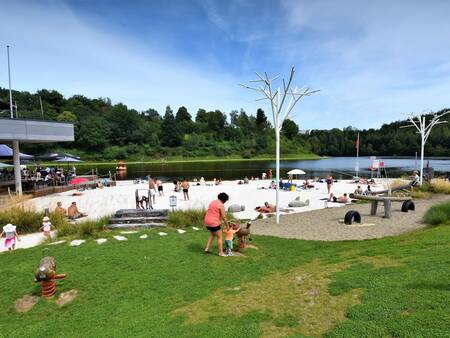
[{"x1": 25, "y1": 179, "x2": 379, "y2": 221}]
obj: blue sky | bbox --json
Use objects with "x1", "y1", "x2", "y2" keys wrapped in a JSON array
[{"x1": 1, "y1": 0, "x2": 449, "y2": 129}]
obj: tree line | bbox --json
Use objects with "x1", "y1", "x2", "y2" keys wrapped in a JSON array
[{"x1": 0, "y1": 87, "x2": 449, "y2": 160}]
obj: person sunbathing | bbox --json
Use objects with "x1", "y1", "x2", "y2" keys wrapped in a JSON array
[
  {"x1": 67, "y1": 202, "x2": 87, "y2": 219},
  {"x1": 354, "y1": 185, "x2": 363, "y2": 195},
  {"x1": 301, "y1": 179, "x2": 314, "y2": 189},
  {"x1": 255, "y1": 202, "x2": 276, "y2": 213},
  {"x1": 329, "y1": 193, "x2": 349, "y2": 203},
  {"x1": 55, "y1": 201, "x2": 66, "y2": 215}
]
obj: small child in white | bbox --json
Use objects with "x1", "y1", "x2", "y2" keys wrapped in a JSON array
[
  {"x1": 40, "y1": 216, "x2": 52, "y2": 239},
  {"x1": 1, "y1": 223, "x2": 21, "y2": 253}
]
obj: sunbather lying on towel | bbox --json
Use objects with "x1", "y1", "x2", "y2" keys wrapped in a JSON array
[
  {"x1": 329, "y1": 193, "x2": 349, "y2": 203},
  {"x1": 255, "y1": 202, "x2": 276, "y2": 213}
]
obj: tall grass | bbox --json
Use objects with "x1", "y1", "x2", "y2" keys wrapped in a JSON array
[
  {"x1": 423, "y1": 202, "x2": 450, "y2": 226},
  {"x1": 57, "y1": 216, "x2": 110, "y2": 238},
  {"x1": 167, "y1": 209, "x2": 234, "y2": 228},
  {"x1": 419, "y1": 179, "x2": 450, "y2": 194},
  {"x1": 0, "y1": 207, "x2": 67, "y2": 233},
  {"x1": 168, "y1": 209, "x2": 206, "y2": 228}
]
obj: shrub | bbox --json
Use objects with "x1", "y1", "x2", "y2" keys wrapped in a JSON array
[
  {"x1": 423, "y1": 202, "x2": 450, "y2": 226},
  {"x1": 57, "y1": 216, "x2": 110, "y2": 239}
]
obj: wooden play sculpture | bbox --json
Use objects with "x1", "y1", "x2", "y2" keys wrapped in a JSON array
[
  {"x1": 351, "y1": 194, "x2": 412, "y2": 219},
  {"x1": 235, "y1": 221, "x2": 252, "y2": 249},
  {"x1": 34, "y1": 256, "x2": 66, "y2": 298}
]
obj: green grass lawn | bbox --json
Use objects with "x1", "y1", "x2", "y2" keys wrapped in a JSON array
[{"x1": 1, "y1": 223, "x2": 449, "y2": 337}]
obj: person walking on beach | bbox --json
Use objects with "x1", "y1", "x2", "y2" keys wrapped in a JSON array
[
  {"x1": 204, "y1": 192, "x2": 229, "y2": 256},
  {"x1": 1, "y1": 223, "x2": 20, "y2": 254},
  {"x1": 148, "y1": 177, "x2": 157, "y2": 204},
  {"x1": 156, "y1": 178, "x2": 163, "y2": 196},
  {"x1": 181, "y1": 178, "x2": 190, "y2": 201},
  {"x1": 326, "y1": 175, "x2": 333, "y2": 194}
]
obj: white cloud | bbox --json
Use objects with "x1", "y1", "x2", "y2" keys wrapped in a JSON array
[{"x1": 0, "y1": 0, "x2": 259, "y2": 117}]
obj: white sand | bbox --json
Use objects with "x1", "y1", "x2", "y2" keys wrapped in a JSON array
[{"x1": 25, "y1": 179, "x2": 386, "y2": 221}]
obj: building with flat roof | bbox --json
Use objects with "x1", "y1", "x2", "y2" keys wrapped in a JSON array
[{"x1": 0, "y1": 118, "x2": 74, "y2": 195}]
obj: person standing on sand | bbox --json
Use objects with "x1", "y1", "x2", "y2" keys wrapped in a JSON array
[
  {"x1": 326, "y1": 175, "x2": 333, "y2": 194},
  {"x1": 148, "y1": 177, "x2": 157, "y2": 204},
  {"x1": 268, "y1": 169, "x2": 273, "y2": 180},
  {"x1": 204, "y1": 192, "x2": 229, "y2": 256},
  {"x1": 156, "y1": 178, "x2": 163, "y2": 196},
  {"x1": 181, "y1": 178, "x2": 190, "y2": 200}
]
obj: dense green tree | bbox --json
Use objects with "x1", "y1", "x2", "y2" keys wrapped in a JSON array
[
  {"x1": 160, "y1": 105, "x2": 182, "y2": 147},
  {"x1": 77, "y1": 116, "x2": 111, "y2": 151},
  {"x1": 282, "y1": 119, "x2": 299, "y2": 139},
  {"x1": 175, "y1": 106, "x2": 193, "y2": 134}
]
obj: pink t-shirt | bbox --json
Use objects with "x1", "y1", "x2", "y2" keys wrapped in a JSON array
[{"x1": 204, "y1": 200, "x2": 222, "y2": 227}]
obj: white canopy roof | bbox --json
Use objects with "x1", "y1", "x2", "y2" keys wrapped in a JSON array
[{"x1": 287, "y1": 169, "x2": 306, "y2": 175}]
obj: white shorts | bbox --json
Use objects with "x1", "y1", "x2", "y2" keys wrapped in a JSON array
[{"x1": 149, "y1": 189, "x2": 156, "y2": 196}]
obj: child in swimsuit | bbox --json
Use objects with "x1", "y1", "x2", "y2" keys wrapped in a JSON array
[
  {"x1": 1, "y1": 223, "x2": 20, "y2": 253},
  {"x1": 40, "y1": 216, "x2": 52, "y2": 239},
  {"x1": 223, "y1": 222, "x2": 240, "y2": 256}
]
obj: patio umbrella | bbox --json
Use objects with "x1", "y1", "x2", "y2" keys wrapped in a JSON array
[
  {"x1": 38, "y1": 152, "x2": 81, "y2": 161},
  {"x1": 0, "y1": 144, "x2": 34, "y2": 160},
  {"x1": 287, "y1": 169, "x2": 306, "y2": 180},
  {"x1": 69, "y1": 177, "x2": 88, "y2": 185},
  {"x1": 54, "y1": 157, "x2": 83, "y2": 163},
  {"x1": 0, "y1": 162, "x2": 13, "y2": 168}
]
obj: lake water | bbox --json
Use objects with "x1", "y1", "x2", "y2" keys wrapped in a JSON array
[{"x1": 90, "y1": 157, "x2": 450, "y2": 181}]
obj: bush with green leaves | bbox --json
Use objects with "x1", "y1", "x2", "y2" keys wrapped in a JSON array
[
  {"x1": 0, "y1": 207, "x2": 67, "y2": 234},
  {"x1": 423, "y1": 202, "x2": 450, "y2": 226}
]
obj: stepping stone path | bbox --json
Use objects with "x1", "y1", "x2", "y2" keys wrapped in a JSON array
[
  {"x1": 192, "y1": 227, "x2": 200, "y2": 231},
  {"x1": 96, "y1": 238, "x2": 107, "y2": 244},
  {"x1": 177, "y1": 229, "x2": 186, "y2": 234},
  {"x1": 139, "y1": 234, "x2": 148, "y2": 239},
  {"x1": 158, "y1": 232, "x2": 168, "y2": 236},
  {"x1": 70, "y1": 240, "x2": 86, "y2": 247},
  {"x1": 48, "y1": 240, "x2": 66, "y2": 246},
  {"x1": 120, "y1": 231, "x2": 138, "y2": 234},
  {"x1": 113, "y1": 235, "x2": 128, "y2": 241}
]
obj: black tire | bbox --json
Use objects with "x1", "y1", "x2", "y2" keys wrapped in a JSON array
[
  {"x1": 401, "y1": 200, "x2": 415, "y2": 212},
  {"x1": 344, "y1": 210, "x2": 361, "y2": 225}
]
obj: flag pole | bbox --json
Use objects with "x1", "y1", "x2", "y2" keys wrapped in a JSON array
[{"x1": 355, "y1": 132, "x2": 360, "y2": 177}]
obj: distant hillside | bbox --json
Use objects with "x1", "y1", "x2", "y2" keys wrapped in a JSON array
[{"x1": 0, "y1": 87, "x2": 449, "y2": 159}]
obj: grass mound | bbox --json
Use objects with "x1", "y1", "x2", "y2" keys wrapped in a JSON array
[{"x1": 423, "y1": 201, "x2": 450, "y2": 226}]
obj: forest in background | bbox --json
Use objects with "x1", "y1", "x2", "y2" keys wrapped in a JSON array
[{"x1": 1, "y1": 87, "x2": 449, "y2": 160}]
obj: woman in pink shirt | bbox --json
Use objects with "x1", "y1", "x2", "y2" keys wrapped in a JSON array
[{"x1": 204, "y1": 192, "x2": 229, "y2": 256}]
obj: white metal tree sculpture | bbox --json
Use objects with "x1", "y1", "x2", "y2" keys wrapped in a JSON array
[
  {"x1": 401, "y1": 110, "x2": 449, "y2": 185},
  {"x1": 241, "y1": 67, "x2": 319, "y2": 224}
]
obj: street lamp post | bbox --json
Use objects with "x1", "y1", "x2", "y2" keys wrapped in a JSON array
[{"x1": 241, "y1": 67, "x2": 319, "y2": 224}]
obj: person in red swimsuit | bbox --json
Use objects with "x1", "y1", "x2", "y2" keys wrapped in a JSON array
[{"x1": 204, "y1": 192, "x2": 229, "y2": 256}]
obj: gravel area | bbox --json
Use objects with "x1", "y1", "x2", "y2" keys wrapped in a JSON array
[{"x1": 252, "y1": 194, "x2": 450, "y2": 241}]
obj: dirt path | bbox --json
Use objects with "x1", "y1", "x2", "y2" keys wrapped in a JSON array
[{"x1": 252, "y1": 194, "x2": 450, "y2": 241}]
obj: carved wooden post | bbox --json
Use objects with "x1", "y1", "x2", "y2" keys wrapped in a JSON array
[
  {"x1": 383, "y1": 199, "x2": 392, "y2": 218},
  {"x1": 370, "y1": 201, "x2": 378, "y2": 215}
]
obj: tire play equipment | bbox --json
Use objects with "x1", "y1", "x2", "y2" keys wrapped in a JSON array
[
  {"x1": 401, "y1": 200, "x2": 415, "y2": 212},
  {"x1": 344, "y1": 210, "x2": 362, "y2": 225}
]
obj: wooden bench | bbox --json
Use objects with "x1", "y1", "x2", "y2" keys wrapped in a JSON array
[{"x1": 351, "y1": 194, "x2": 412, "y2": 219}]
